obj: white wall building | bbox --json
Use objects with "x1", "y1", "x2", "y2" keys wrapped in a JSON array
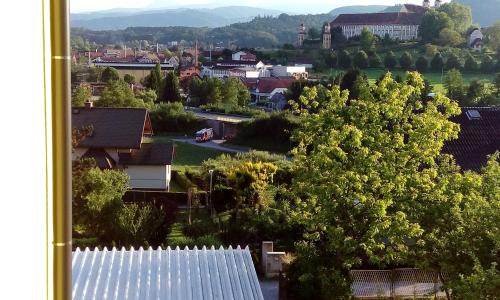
[{"x1": 271, "y1": 65, "x2": 308, "y2": 80}]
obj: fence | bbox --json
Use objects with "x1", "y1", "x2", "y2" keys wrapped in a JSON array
[{"x1": 350, "y1": 269, "x2": 448, "y2": 299}]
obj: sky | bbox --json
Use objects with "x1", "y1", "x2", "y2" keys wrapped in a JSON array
[{"x1": 70, "y1": 0, "x2": 436, "y2": 14}]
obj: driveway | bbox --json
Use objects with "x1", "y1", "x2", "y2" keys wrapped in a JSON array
[{"x1": 172, "y1": 137, "x2": 250, "y2": 154}]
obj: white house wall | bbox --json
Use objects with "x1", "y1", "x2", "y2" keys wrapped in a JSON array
[{"x1": 125, "y1": 165, "x2": 171, "y2": 190}]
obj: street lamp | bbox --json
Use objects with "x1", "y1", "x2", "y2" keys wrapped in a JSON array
[{"x1": 208, "y1": 169, "x2": 214, "y2": 216}]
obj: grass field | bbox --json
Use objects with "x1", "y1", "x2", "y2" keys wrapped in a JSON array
[
  {"x1": 145, "y1": 136, "x2": 224, "y2": 173},
  {"x1": 319, "y1": 68, "x2": 495, "y2": 93}
]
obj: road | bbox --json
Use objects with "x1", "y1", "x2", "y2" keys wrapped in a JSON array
[{"x1": 172, "y1": 138, "x2": 250, "y2": 154}]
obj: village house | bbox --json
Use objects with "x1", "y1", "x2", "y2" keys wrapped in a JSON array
[
  {"x1": 271, "y1": 65, "x2": 308, "y2": 80},
  {"x1": 444, "y1": 107, "x2": 500, "y2": 171},
  {"x1": 468, "y1": 28, "x2": 484, "y2": 52},
  {"x1": 241, "y1": 77, "x2": 295, "y2": 107},
  {"x1": 72, "y1": 103, "x2": 174, "y2": 190},
  {"x1": 232, "y1": 50, "x2": 258, "y2": 61}
]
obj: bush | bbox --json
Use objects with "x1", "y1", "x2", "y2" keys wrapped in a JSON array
[
  {"x1": 200, "y1": 103, "x2": 265, "y2": 118},
  {"x1": 431, "y1": 53, "x2": 444, "y2": 71},
  {"x1": 464, "y1": 55, "x2": 479, "y2": 72},
  {"x1": 167, "y1": 236, "x2": 195, "y2": 248},
  {"x1": 481, "y1": 56, "x2": 495, "y2": 73},
  {"x1": 384, "y1": 51, "x2": 398, "y2": 69},
  {"x1": 149, "y1": 102, "x2": 206, "y2": 134},
  {"x1": 338, "y1": 50, "x2": 352, "y2": 69},
  {"x1": 183, "y1": 218, "x2": 216, "y2": 237},
  {"x1": 399, "y1": 51, "x2": 413, "y2": 70},
  {"x1": 416, "y1": 56, "x2": 429, "y2": 72},
  {"x1": 445, "y1": 53, "x2": 462, "y2": 70},
  {"x1": 193, "y1": 234, "x2": 223, "y2": 248},
  {"x1": 369, "y1": 53, "x2": 382, "y2": 68},
  {"x1": 353, "y1": 51, "x2": 369, "y2": 69},
  {"x1": 174, "y1": 172, "x2": 197, "y2": 190}
]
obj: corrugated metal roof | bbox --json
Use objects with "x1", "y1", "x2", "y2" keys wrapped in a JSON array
[{"x1": 72, "y1": 246, "x2": 264, "y2": 300}]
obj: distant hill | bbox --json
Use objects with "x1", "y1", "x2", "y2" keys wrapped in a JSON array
[
  {"x1": 70, "y1": 6, "x2": 285, "y2": 30},
  {"x1": 329, "y1": 5, "x2": 388, "y2": 16},
  {"x1": 453, "y1": 0, "x2": 500, "y2": 27}
]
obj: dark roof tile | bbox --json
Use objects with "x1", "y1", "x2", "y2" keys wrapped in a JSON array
[{"x1": 119, "y1": 143, "x2": 174, "y2": 166}]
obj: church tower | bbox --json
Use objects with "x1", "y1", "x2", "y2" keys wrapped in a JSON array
[
  {"x1": 322, "y1": 23, "x2": 331, "y2": 49},
  {"x1": 423, "y1": 0, "x2": 430, "y2": 8},
  {"x1": 297, "y1": 23, "x2": 306, "y2": 47},
  {"x1": 434, "y1": 0, "x2": 442, "y2": 7}
]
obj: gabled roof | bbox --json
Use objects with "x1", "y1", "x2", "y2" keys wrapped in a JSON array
[
  {"x1": 72, "y1": 246, "x2": 264, "y2": 300},
  {"x1": 119, "y1": 143, "x2": 175, "y2": 166},
  {"x1": 331, "y1": 12, "x2": 423, "y2": 26},
  {"x1": 444, "y1": 107, "x2": 500, "y2": 171},
  {"x1": 242, "y1": 77, "x2": 295, "y2": 94},
  {"x1": 81, "y1": 148, "x2": 116, "y2": 169},
  {"x1": 72, "y1": 107, "x2": 150, "y2": 149}
]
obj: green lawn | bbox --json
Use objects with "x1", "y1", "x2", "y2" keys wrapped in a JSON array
[
  {"x1": 320, "y1": 68, "x2": 495, "y2": 93},
  {"x1": 145, "y1": 136, "x2": 224, "y2": 173}
]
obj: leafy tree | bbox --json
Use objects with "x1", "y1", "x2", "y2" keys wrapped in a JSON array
[
  {"x1": 97, "y1": 79, "x2": 145, "y2": 108},
  {"x1": 287, "y1": 72, "x2": 461, "y2": 299},
  {"x1": 484, "y1": 21, "x2": 500, "y2": 51},
  {"x1": 444, "y1": 69, "x2": 465, "y2": 102},
  {"x1": 135, "y1": 89, "x2": 156, "y2": 109},
  {"x1": 420, "y1": 10, "x2": 453, "y2": 43},
  {"x1": 369, "y1": 53, "x2": 382, "y2": 68},
  {"x1": 437, "y1": 2, "x2": 473, "y2": 33},
  {"x1": 123, "y1": 74, "x2": 136, "y2": 84},
  {"x1": 116, "y1": 203, "x2": 165, "y2": 245},
  {"x1": 221, "y1": 78, "x2": 240, "y2": 107},
  {"x1": 331, "y1": 27, "x2": 347, "y2": 46},
  {"x1": 381, "y1": 33, "x2": 395, "y2": 47},
  {"x1": 438, "y1": 28, "x2": 463, "y2": 47},
  {"x1": 162, "y1": 71, "x2": 181, "y2": 102},
  {"x1": 431, "y1": 53, "x2": 445, "y2": 71},
  {"x1": 308, "y1": 27, "x2": 320, "y2": 39},
  {"x1": 424, "y1": 44, "x2": 439, "y2": 57},
  {"x1": 445, "y1": 53, "x2": 462, "y2": 70},
  {"x1": 384, "y1": 51, "x2": 398, "y2": 69},
  {"x1": 353, "y1": 51, "x2": 369, "y2": 69},
  {"x1": 464, "y1": 54, "x2": 479, "y2": 72},
  {"x1": 415, "y1": 56, "x2": 429, "y2": 72},
  {"x1": 72, "y1": 85, "x2": 91, "y2": 107},
  {"x1": 150, "y1": 63, "x2": 163, "y2": 101},
  {"x1": 481, "y1": 55, "x2": 495, "y2": 73},
  {"x1": 465, "y1": 80, "x2": 495, "y2": 106},
  {"x1": 101, "y1": 67, "x2": 120, "y2": 83},
  {"x1": 496, "y1": 73, "x2": 500, "y2": 97},
  {"x1": 338, "y1": 50, "x2": 351, "y2": 69},
  {"x1": 360, "y1": 27, "x2": 375, "y2": 52},
  {"x1": 203, "y1": 77, "x2": 223, "y2": 105},
  {"x1": 399, "y1": 51, "x2": 413, "y2": 70}
]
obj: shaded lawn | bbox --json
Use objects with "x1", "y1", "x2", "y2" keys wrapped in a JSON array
[
  {"x1": 165, "y1": 209, "x2": 212, "y2": 245},
  {"x1": 145, "y1": 136, "x2": 224, "y2": 173}
]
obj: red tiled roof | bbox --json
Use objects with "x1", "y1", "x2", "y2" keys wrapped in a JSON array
[
  {"x1": 331, "y1": 12, "x2": 423, "y2": 26},
  {"x1": 444, "y1": 107, "x2": 500, "y2": 171},
  {"x1": 242, "y1": 77, "x2": 295, "y2": 94}
]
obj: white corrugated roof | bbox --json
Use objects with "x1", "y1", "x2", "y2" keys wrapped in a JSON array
[{"x1": 72, "y1": 245, "x2": 264, "y2": 300}]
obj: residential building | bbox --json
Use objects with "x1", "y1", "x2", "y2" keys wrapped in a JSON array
[
  {"x1": 271, "y1": 65, "x2": 308, "y2": 80},
  {"x1": 232, "y1": 51, "x2": 257, "y2": 61},
  {"x1": 179, "y1": 66, "x2": 201, "y2": 80},
  {"x1": 92, "y1": 57, "x2": 176, "y2": 81},
  {"x1": 201, "y1": 60, "x2": 268, "y2": 79},
  {"x1": 444, "y1": 107, "x2": 500, "y2": 171},
  {"x1": 72, "y1": 246, "x2": 264, "y2": 300},
  {"x1": 242, "y1": 77, "x2": 295, "y2": 104},
  {"x1": 72, "y1": 104, "x2": 174, "y2": 190},
  {"x1": 468, "y1": 28, "x2": 484, "y2": 52}
]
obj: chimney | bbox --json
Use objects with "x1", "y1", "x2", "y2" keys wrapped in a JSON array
[
  {"x1": 124, "y1": 46, "x2": 127, "y2": 58},
  {"x1": 84, "y1": 101, "x2": 93, "y2": 109},
  {"x1": 156, "y1": 43, "x2": 159, "y2": 54}
]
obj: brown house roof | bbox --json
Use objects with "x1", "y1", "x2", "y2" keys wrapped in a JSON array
[
  {"x1": 444, "y1": 107, "x2": 500, "y2": 171},
  {"x1": 331, "y1": 12, "x2": 423, "y2": 26},
  {"x1": 72, "y1": 107, "x2": 152, "y2": 149},
  {"x1": 119, "y1": 143, "x2": 174, "y2": 166}
]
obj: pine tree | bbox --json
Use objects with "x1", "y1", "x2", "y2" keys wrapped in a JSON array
[{"x1": 162, "y1": 71, "x2": 181, "y2": 102}]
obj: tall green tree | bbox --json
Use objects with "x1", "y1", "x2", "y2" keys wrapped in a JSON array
[
  {"x1": 369, "y1": 53, "x2": 382, "y2": 68},
  {"x1": 437, "y1": 2, "x2": 472, "y2": 33},
  {"x1": 162, "y1": 71, "x2": 181, "y2": 102},
  {"x1": 338, "y1": 50, "x2": 352, "y2": 69},
  {"x1": 444, "y1": 69, "x2": 465, "y2": 103},
  {"x1": 464, "y1": 54, "x2": 479, "y2": 72},
  {"x1": 101, "y1": 67, "x2": 120, "y2": 83},
  {"x1": 384, "y1": 51, "x2": 398, "y2": 69},
  {"x1": 150, "y1": 63, "x2": 163, "y2": 101},
  {"x1": 123, "y1": 74, "x2": 136, "y2": 84},
  {"x1": 97, "y1": 79, "x2": 145, "y2": 108},
  {"x1": 445, "y1": 53, "x2": 462, "y2": 70},
  {"x1": 287, "y1": 72, "x2": 461, "y2": 299},
  {"x1": 438, "y1": 28, "x2": 463, "y2": 47},
  {"x1": 420, "y1": 10, "x2": 453, "y2": 43},
  {"x1": 481, "y1": 55, "x2": 495, "y2": 73},
  {"x1": 360, "y1": 27, "x2": 375, "y2": 52}
]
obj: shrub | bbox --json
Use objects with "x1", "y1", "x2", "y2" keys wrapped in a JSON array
[
  {"x1": 193, "y1": 234, "x2": 223, "y2": 248},
  {"x1": 369, "y1": 53, "x2": 382, "y2": 68},
  {"x1": 384, "y1": 51, "x2": 397, "y2": 69},
  {"x1": 415, "y1": 56, "x2": 429, "y2": 72},
  {"x1": 338, "y1": 50, "x2": 352, "y2": 69},
  {"x1": 431, "y1": 53, "x2": 444, "y2": 71},
  {"x1": 353, "y1": 51, "x2": 369, "y2": 69},
  {"x1": 174, "y1": 172, "x2": 197, "y2": 190},
  {"x1": 445, "y1": 53, "x2": 462, "y2": 70},
  {"x1": 167, "y1": 236, "x2": 195, "y2": 248},
  {"x1": 399, "y1": 51, "x2": 413, "y2": 70},
  {"x1": 464, "y1": 55, "x2": 479, "y2": 72},
  {"x1": 183, "y1": 219, "x2": 216, "y2": 237},
  {"x1": 481, "y1": 56, "x2": 495, "y2": 73},
  {"x1": 149, "y1": 102, "x2": 206, "y2": 134}
]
